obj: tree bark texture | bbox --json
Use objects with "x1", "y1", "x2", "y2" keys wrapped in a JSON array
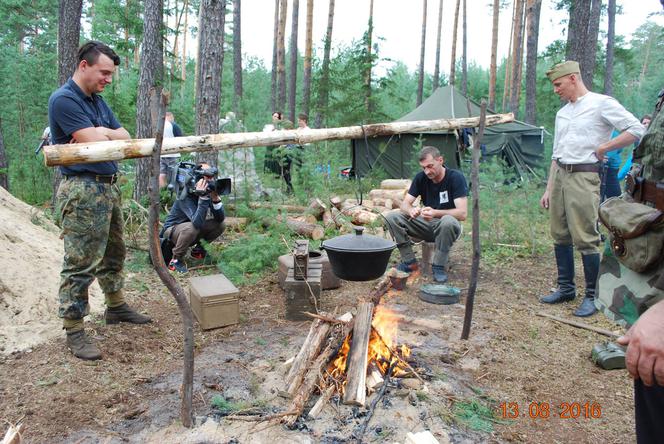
[
  {"x1": 603, "y1": 0, "x2": 615, "y2": 95},
  {"x1": 0, "y1": 118, "x2": 8, "y2": 191},
  {"x1": 285, "y1": 318, "x2": 332, "y2": 395},
  {"x1": 364, "y1": 0, "x2": 374, "y2": 114},
  {"x1": 524, "y1": 0, "x2": 542, "y2": 125},
  {"x1": 58, "y1": 0, "x2": 83, "y2": 86},
  {"x1": 195, "y1": 0, "x2": 226, "y2": 167},
  {"x1": 566, "y1": 0, "x2": 601, "y2": 87},
  {"x1": 417, "y1": 0, "x2": 427, "y2": 106},
  {"x1": 233, "y1": 0, "x2": 243, "y2": 115},
  {"x1": 314, "y1": 0, "x2": 335, "y2": 128},
  {"x1": 288, "y1": 0, "x2": 300, "y2": 123},
  {"x1": 449, "y1": 0, "x2": 460, "y2": 86},
  {"x1": 508, "y1": 0, "x2": 524, "y2": 118},
  {"x1": 488, "y1": 0, "x2": 499, "y2": 110},
  {"x1": 133, "y1": 0, "x2": 164, "y2": 201},
  {"x1": 55, "y1": 0, "x2": 83, "y2": 206},
  {"x1": 301, "y1": 0, "x2": 314, "y2": 117},
  {"x1": 461, "y1": 0, "x2": 467, "y2": 95},
  {"x1": 502, "y1": 0, "x2": 515, "y2": 111},
  {"x1": 461, "y1": 100, "x2": 487, "y2": 340},
  {"x1": 277, "y1": 0, "x2": 288, "y2": 112},
  {"x1": 432, "y1": 0, "x2": 443, "y2": 91},
  {"x1": 44, "y1": 113, "x2": 516, "y2": 167},
  {"x1": 271, "y1": 0, "x2": 279, "y2": 112}
]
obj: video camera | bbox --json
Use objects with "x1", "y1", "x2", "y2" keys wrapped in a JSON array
[{"x1": 170, "y1": 161, "x2": 232, "y2": 201}]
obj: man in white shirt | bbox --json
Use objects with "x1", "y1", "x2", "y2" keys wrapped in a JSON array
[
  {"x1": 159, "y1": 114, "x2": 178, "y2": 188},
  {"x1": 539, "y1": 61, "x2": 645, "y2": 317}
]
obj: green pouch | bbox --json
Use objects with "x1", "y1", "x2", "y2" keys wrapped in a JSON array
[
  {"x1": 591, "y1": 342, "x2": 626, "y2": 370},
  {"x1": 598, "y1": 196, "x2": 664, "y2": 273}
]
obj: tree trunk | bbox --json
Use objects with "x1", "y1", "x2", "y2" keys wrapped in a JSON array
[
  {"x1": 271, "y1": 0, "x2": 279, "y2": 112},
  {"x1": 195, "y1": 0, "x2": 226, "y2": 167},
  {"x1": 461, "y1": 0, "x2": 467, "y2": 95},
  {"x1": 416, "y1": 0, "x2": 427, "y2": 106},
  {"x1": 524, "y1": 0, "x2": 542, "y2": 125},
  {"x1": 364, "y1": 0, "x2": 375, "y2": 114},
  {"x1": 449, "y1": 0, "x2": 460, "y2": 86},
  {"x1": 432, "y1": 0, "x2": 443, "y2": 91},
  {"x1": 277, "y1": 0, "x2": 288, "y2": 113},
  {"x1": 603, "y1": 0, "x2": 615, "y2": 95},
  {"x1": 133, "y1": 0, "x2": 164, "y2": 201},
  {"x1": 181, "y1": 0, "x2": 188, "y2": 99},
  {"x1": 55, "y1": 0, "x2": 83, "y2": 206},
  {"x1": 301, "y1": 0, "x2": 314, "y2": 118},
  {"x1": 314, "y1": 0, "x2": 335, "y2": 128},
  {"x1": 566, "y1": 0, "x2": 601, "y2": 88},
  {"x1": 0, "y1": 118, "x2": 8, "y2": 191},
  {"x1": 488, "y1": 0, "x2": 499, "y2": 110},
  {"x1": 501, "y1": 0, "x2": 515, "y2": 111},
  {"x1": 44, "y1": 114, "x2": 516, "y2": 167},
  {"x1": 508, "y1": 0, "x2": 524, "y2": 118},
  {"x1": 288, "y1": 0, "x2": 300, "y2": 123},
  {"x1": 233, "y1": 0, "x2": 243, "y2": 115}
]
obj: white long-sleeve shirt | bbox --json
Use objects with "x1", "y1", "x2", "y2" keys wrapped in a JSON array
[{"x1": 552, "y1": 91, "x2": 645, "y2": 164}]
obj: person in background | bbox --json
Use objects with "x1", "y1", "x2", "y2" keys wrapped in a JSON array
[
  {"x1": 618, "y1": 114, "x2": 652, "y2": 183},
  {"x1": 48, "y1": 41, "x2": 151, "y2": 361},
  {"x1": 539, "y1": 61, "x2": 645, "y2": 318},
  {"x1": 158, "y1": 111, "x2": 177, "y2": 189},
  {"x1": 166, "y1": 111, "x2": 183, "y2": 137}
]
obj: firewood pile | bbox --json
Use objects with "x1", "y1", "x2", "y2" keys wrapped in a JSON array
[{"x1": 279, "y1": 277, "x2": 424, "y2": 430}]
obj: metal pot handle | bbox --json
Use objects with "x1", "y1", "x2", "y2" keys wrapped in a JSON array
[{"x1": 353, "y1": 225, "x2": 364, "y2": 236}]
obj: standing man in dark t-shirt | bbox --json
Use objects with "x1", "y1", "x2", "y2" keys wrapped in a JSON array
[
  {"x1": 49, "y1": 41, "x2": 151, "y2": 361},
  {"x1": 384, "y1": 146, "x2": 468, "y2": 283}
]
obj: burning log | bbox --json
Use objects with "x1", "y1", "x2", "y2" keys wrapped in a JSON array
[
  {"x1": 285, "y1": 316, "x2": 335, "y2": 396},
  {"x1": 306, "y1": 385, "x2": 335, "y2": 420},
  {"x1": 343, "y1": 301, "x2": 374, "y2": 406},
  {"x1": 283, "y1": 316, "x2": 356, "y2": 427},
  {"x1": 44, "y1": 114, "x2": 515, "y2": 167},
  {"x1": 365, "y1": 363, "x2": 384, "y2": 394}
]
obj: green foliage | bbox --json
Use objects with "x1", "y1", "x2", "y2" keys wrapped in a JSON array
[{"x1": 452, "y1": 398, "x2": 497, "y2": 433}]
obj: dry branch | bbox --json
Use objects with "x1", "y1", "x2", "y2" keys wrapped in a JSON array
[
  {"x1": 536, "y1": 312, "x2": 620, "y2": 338},
  {"x1": 307, "y1": 385, "x2": 335, "y2": 419},
  {"x1": 44, "y1": 114, "x2": 515, "y2": 166},
  {"x1": 285, "y1": 318, "x2": 333, "y2": 395}
]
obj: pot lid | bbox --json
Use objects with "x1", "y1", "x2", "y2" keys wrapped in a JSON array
[{"x1": 322, "y1": 226, "x2": 396, "y2": 252}]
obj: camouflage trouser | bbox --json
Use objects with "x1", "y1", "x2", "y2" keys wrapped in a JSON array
[
  {"x1": 596, "y1": 241, "x2": 664, "y2": 328},
  {"x1": 55, "y1": 178, "x2": 126, "y2": 321}
]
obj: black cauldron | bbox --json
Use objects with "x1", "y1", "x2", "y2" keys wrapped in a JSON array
[{"x1": 321, "y1": 226, "x2": 396, "y2": 281}]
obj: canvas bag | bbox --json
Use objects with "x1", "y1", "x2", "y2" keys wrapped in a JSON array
[{"x1": 598, "y1": 195, "x2": 664, "y2": 272}]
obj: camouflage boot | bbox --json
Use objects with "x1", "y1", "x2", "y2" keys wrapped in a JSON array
[
  {"x1": 105, "y1": 303, "x2": 152, "y2": 325},
  {"x1": 66, "y1": 330, "x2": 102, "y2": 360}
]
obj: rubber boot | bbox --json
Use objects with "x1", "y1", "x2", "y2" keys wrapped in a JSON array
[
  {"x1": 105, "y1": 303, "x2": 152, "y2": 325},
  {"x1": 574, "y1": 253, "x2": 600, "y2": 317},
  {"x1": 540, "y1": 244, "x2": 576, "y2": 304},
  {"x1": 66, "y1": 330, "x2": 102, "y2": 360}
]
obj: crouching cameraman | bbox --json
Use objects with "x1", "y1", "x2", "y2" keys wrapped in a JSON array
[{"x1": 161, "y1": 163, "x2": 226, "y2": 273}]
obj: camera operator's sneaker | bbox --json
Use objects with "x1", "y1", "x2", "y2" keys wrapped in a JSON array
[
  {"x1": 190, "y1": 244, "x2": 207, "y2": 260},
  {"x1": 168, "y1": 258, "x2": 188, "y2": 273},
  {"x1": 395, "y1": 259, "x2": 419, "y2": 274}
]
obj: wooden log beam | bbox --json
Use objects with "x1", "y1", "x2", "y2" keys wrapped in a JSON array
[
  {"x1": 44, "y1": 114, "x2": 515, "y2": 167},
  {"x1": 285, "y1": 318, "x2": 332, "y2": 395},
  {"x1": 343, "y1": 301, "x2": 374, "y2": 406}
]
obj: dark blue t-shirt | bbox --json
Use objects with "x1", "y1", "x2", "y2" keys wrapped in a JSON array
[
  {"x1": 48, "y1": 78, "x2": 122, "y2": 176},
  {"x1": 408, "y1": 168, "x2": 468, "y2": 210}
]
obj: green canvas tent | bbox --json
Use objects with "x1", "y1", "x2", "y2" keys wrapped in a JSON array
[{"x1": 351, "y1": 85, "x2": 549, "y2": 180}]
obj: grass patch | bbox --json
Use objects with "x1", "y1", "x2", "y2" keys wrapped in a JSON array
[
  {"x1": 452, "y1": 398, "x2": 498, "y2": 433},
  {"x1": 210, "y1": 395, "x2": 267, "y2": 415}
]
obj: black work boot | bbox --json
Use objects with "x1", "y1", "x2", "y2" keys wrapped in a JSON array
[
  {"x1": 540, "y1": 244, "x2": 576, "y2": 304},
  {"x1": 66, "y1": 330, "x2": 102, "y2": 360},
  {"x1": 105, "y1": 303, "x2": 152, "y2": 325},
  {"x1": 574, "y1": 253, "x2": 600, "y2": 317}
]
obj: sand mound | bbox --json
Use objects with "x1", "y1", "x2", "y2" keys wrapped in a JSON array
[{"x1": 0, "y1": 187, "x2": 103, "y2": 355}]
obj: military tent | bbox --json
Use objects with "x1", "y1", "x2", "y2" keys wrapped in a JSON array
[{"x1": 351, "y1": 85, "x2": 549, "y2": 180}]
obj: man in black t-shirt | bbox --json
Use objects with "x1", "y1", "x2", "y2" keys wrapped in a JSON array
[{"x1": 384, "y1": 146, "x2": 468, "y2": 283}]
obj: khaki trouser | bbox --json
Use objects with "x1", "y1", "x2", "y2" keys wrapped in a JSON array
[
  {"x1": 164, "y1": 220, "x2": 225, "y2": 259},
  {"x1": 384, "y1": 211, "x2": 461, "y2": 267},
  {"x1": 549, "y1": 166, "x2": 601, "y2": 254}
]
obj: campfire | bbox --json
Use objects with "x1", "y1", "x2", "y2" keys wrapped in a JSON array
[{"x1": 281, "y1": 276, "x2": 421, "y2": 427}]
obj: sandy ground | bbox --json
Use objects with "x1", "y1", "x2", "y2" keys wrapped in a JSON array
[{"x1": 0, "y1": 187, "x2": 102, "y2": 355}]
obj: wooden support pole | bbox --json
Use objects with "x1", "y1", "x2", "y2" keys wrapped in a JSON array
[
  {"x1": 343, "y1": 301, "x2": 374, "y2": 406},
  {"x1": 461, "y1": 100, "x2": 487, "y2": 341},
  {"x1": 44, "y1": 114, "x2": 515, "y2": 167}
]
